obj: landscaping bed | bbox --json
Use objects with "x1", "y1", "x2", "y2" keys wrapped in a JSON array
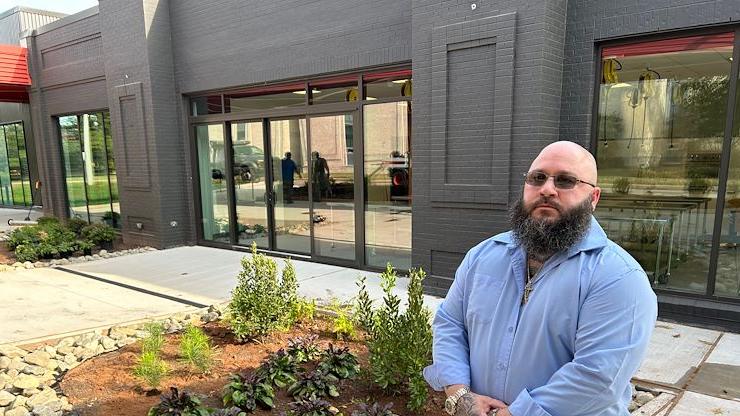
[{"x1": 59, "y1": 318, "x2": 446, "y2": 416}]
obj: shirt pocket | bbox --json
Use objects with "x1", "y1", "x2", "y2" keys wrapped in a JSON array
[{"x1": 466, "y1": 273, "x2": 505, "y2": 324}]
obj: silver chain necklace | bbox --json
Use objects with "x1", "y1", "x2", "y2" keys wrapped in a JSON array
[{"x1": 522, "y1": 260, "x2": 537, "y2": 305}]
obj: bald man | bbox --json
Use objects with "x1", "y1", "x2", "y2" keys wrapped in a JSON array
[{"x1": 424, "y1": 142, "x2": 657, "y2": 416}]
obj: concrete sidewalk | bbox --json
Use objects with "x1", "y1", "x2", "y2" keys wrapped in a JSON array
[{"x1": 1, "y1": 245, "x2": 738, "y2": 414}]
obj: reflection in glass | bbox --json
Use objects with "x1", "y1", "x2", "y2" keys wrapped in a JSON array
[
  {"x1": 4, "y1": 124, "x2": 24, "y2": 205},
  {"x1": 310, "y1": 114, "x2": 355, "y2": 260},
  {"x1": 0, "y1": 127, "x2": 11, "y2": 205},
  {"x1": 103, "y1": 113, "x2": 121, "y2": 227},
  {"x1": 232, "y1": 121, "x2": 269, "y2": 247},
  {"x1": 227, "y1": 89, "x2": 306, "y2": 112},
  {"x1": 595, "y1": 36, "x2": 733, "y2": 293},
  {"x1": 271, "y1": 118, "x2": 310, "y2": 254},
  {"x1": 364, "y1": 102, "x2": 412, "y2": 269},
  {"x1": 364, "y1": 76, "x2": 412, "y2": 100},
  {"x1": 60, "y1": 115, "x2": 88, "y2": 221},
  {"x1": 84, "y1": 113, "x2": 113, "y2": 225},
  {"x1": 197, "y1": 124, "x2": 230, "y2": 242},
  {"x1": 716, "y1": 81, "x2": 740, "y2": 298},
  {"x1": 15, "y1": 125, "x2": 32, "y2": 206}
]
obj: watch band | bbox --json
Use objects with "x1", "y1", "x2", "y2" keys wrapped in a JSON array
[{"x1": 448, "y1": 386, "x2": 470, "y2": 411}]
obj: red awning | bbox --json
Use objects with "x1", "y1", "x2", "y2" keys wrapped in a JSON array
[
  {"x1": 0, "y1": 44, "x2": 31, "y2": 103},
  {"x1": 602, "y1": 32, "x2": 735, "y2": 58}
]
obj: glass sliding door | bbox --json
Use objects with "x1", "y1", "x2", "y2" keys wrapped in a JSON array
[
  {"x1": 15, "y1": 124, "x2": 32, "y2": 206},
  {"x1": 231, "y1": 121, "x2": 269, "y2": 247},
  {"x1": 196, "y1": 124, "x2": 230, "y2": 242},
  {"x1": 60, "y1": 115, "x2": 89, "y2": 221},
  {"x1": 310, "y1": 114, "x2": 355, "y2": 260},
  {"x1": 270, "y1": 117, "x2": 310, "y2": 254},
  {"x1": 364, "y1": 101, "x2": 412, "y2": 269}
]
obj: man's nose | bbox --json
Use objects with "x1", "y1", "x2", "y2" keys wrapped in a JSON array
[{"x1": 538, "y1": 176, "x2": 558, "y2": 196}]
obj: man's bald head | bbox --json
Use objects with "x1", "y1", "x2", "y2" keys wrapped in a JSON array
[{"x1": 530, "y1": 141, "x2": 598, "y2": 185}]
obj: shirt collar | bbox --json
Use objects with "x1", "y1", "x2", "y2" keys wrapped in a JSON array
[{"x1": 492, "y1": 216, "x2": 609, "y2": 256}]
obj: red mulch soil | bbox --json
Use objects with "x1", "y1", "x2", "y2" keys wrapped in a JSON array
[
  {"x1": 60, "y1": 319, "x2": 446, "y2": 416},
  {"x1": 0, "y1": 242, "x2": 15, "y2": 264}
]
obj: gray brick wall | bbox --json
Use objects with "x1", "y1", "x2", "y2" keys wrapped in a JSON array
[
  {"x1": 26, "y1": 7, "x2": 106, "y2": 219},
  {"x1": 412, "y1": 0, "x2": 568, "y2": 294}
]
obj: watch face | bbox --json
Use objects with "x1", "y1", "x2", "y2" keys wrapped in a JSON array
[{"x1": 444, "y1": 398, "x2": 455, "y2": 415}]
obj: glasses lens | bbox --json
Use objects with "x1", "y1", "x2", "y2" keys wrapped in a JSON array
[
  {"x1": 526, "y1": 171, "x2": 548, "y2": 186},
  {"x1": 554, "y1": 175, "x2": 578, "y2": 189}
]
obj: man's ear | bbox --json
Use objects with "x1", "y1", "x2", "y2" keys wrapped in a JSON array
[{"x1": 591, "y1": 187, "x2": 602, "y2": 211}]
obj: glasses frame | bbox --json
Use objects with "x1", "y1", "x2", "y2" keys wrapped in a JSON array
[{"x1": 523, "y1": 171, "x2": 597, "y2": 189}]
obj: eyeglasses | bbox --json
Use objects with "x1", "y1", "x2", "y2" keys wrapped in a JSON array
[{"x1": 523, "y1": 171, "x2": 596, "y2": 189}]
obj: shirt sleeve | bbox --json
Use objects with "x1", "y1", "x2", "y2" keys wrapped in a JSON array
[
  {"x1": 423, "y1": 251, "x2": 473, "y2": 391},
  {"x1": 508, "y1": 268, "x2": 657, "y2": 416}
]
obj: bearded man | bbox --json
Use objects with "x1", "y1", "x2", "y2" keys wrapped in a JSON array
[{"x1": 423, "y1": 141, "x2": 657, "y2": 416}]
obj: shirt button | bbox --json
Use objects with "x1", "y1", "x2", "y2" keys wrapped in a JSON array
[
  {"x1": 497, "y1": 362, "x2": 507, "y2": 370},
  {"x1": 508, "y1": 326, "x2": 513, "y2": 333}
]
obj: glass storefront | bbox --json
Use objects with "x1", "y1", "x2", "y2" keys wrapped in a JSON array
[
  {"x1": 596, "y1": 32, "x2": 738, "y2": 298},
  {"x1": 192, "y1": 69, "x2": 412, "y2": 270},
  {"x1": 58, "y1": 111, "x2": 120, "y2": 227},
  {"x1": 0, "y1": 122, "x2": 32, "y2": 206}
]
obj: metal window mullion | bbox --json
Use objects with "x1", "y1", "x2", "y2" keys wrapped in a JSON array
[
  {"x1": 0, "y1": 125, "x2": 9, "y2": 205},
  {"x1": 12, "y1": 123, "x2": 28, "y2": 206},
  {"x1": 264, "y1": 118, "x2": 276, "y2": 251},
  {"x1": 224, "y1": 122, "x2": 238, "y2": 245},
  {"x1": 100, "y1": 112, "x2": 116, "y2": 221},
  {"x1": 306, "y1": 115, "x2": 315, "y2": 257},
  {"x1": 706, "y1": 29, "x2": 740, "y2": 297}
]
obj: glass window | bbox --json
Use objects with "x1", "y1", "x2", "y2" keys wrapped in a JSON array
[
  {"x1": 364, "y1": 101, "x2": 412, "y2": 269},
  {"x1": 15, "y1": 124, "x2": 32, "y2": 206},
  {"x1": 595, "y1": 33, "x2": 734, "y2": 293},
  {"x1": 196, "y1": 124, "x2": 230, "y2": 242},
  {"x1": 0, "y1": 127, "x2": 11, "y2": 205},
  {"x1": 364, "y1": 72, "x2": 412, "y2": 100},
  {"x1": 231, "y1": 121, "x2": 269, "y2": 248},
  {"x1": 310, "y1": 77, "x2": 359, "y2": 104},
  {"x1": 60, "y1": 115, "x2": 88, "y2": 221},
  {"x1": 58, "y1": 112, "x2": 120, "y2": 227},
  {"x1": 270, "y1": 117, "x2": 310, "y2": 254},
  {"x1": 310, "y1": 114, "x2": 355, "y2": 260},
  {"x1": 191, "y1": 95, "x2": 223, "y2": 116},
  {"x1": 717, "y1": 68, "x2": 740, "y2": 298},
  {"x1": 226, "y1": 87, "x2": 307, "y2": 112}
]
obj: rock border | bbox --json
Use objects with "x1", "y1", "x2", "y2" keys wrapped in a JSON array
[
  {"x1": 0, "y1": 247, "x2": 158, "y2": 273},
  {"x1": 0, "y1": 304, "x2": 224, "y2": 416}
]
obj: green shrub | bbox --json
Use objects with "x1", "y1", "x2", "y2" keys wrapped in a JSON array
[
  {"x1": 332, "y1": 310, "x2": 356, "y2": 341},
  {"x1": 134, "y1": 350, "x2": 169, "y2": 389},
  {"x1": 37, "y1": 216, "x2": 60, "y2": 226},
  {"x1": 147, "y1": 387, "x2": 209, "y2": 416},
  {"x1": 179, "y1": 325, "x2": 215, "y2": 373},
  {"x1": 222, "y1": 373, "x2": 276, "y2": 411},
  {"x1": 227, "y1": 243, "x2": 299, "y2": 340},
  {"x1": 254, "y1": 349, "x2": 300, "y2": 388},
  {"x1": 317, "y1": 344, "x2": 359, "y2": 380},
  {"x1": 360, "y1": 264, "x2": 432, "y2": 412},
  {"x1": 15, "y1": 244, "x2": 38, "y2": 262},
  {"x1": 289, "y1": 298, "x2": 316, "y2": 323},
  {"x1": 287, "y1": 369, "x2": 340, "y2": 400},
  {"x1": 80, "y1": 223, "x2": 116, "y2": 245},
  {"x1": 354, "y1": 276, "x2": 375, "y2": 332},
  {"x1": 67, "y1": 217, "x2": 88, "y2": 235},
  {"x1": 284, "y1": 397, "x2": 334, "y2": 416},
  {"x1": 7, "y1": 225, "x2": 42, "y2": 250},
  {"x1": 142, "y1": 322, "x2": 166, "y2": 354}
]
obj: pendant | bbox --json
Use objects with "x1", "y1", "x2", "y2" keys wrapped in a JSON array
[{"x1": 522, "y1": 281, "x2": 534, "y2": 305}]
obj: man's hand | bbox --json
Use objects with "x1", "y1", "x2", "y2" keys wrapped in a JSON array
[{"x1": 455, "y1": 392, "x2": 506, "y2": 416}]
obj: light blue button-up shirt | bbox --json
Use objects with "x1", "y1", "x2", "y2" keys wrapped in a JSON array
[{"x1": 423, "y1": 217, "x2": 657, "y2": 416}]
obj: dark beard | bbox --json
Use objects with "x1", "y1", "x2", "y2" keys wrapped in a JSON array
[{"x1": 509, "y1": 195, "x2": 593, "y2": 262}]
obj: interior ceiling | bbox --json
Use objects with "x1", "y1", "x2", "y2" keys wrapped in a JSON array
[{"x1": 612, "y1": 48, "x2": 733, "y2": 81}]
